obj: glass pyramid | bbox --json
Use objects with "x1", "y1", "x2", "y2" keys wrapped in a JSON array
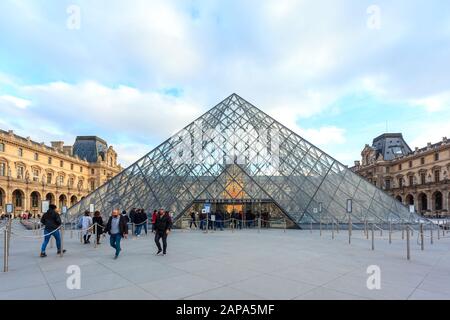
[{"x1": 67, "y1": 94, "x2": 418, "y2": 226}]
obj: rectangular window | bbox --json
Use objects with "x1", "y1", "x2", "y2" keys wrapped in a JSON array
[
  {"x1": 48, "y1": 157, "x2": 52, "y2": 165},
  {"x1": 34, "y1": 153, "x2": 39, "y2": 161},
  {"x1": 70, "y1": 163, "x2": 74, "y2": 170},
  {"x1": 60, "y1": 160, "x2": 64, "y2": 168},
  {"x1": 409, "y1": 175, "x2": 414, "y2": 186},
  {"x1": 435, "y1": 170, "x2": 440, "y2": 183},
  {"x1": 69, "y1": 177, "x2": 74, "y2": 187},
  {"x1": 421, "y1": 173, "x2": 426, "y2": 185},
  {"x1": 0, "y1": 163, "x2": 5, "y2": 176},
  {"x1": 17, "y1": 166, "x2": 24, "y2": 179},
  {"x1": 435, "y1": 153, "x2": 439, "y2": 161},
  {"x1": 386, "y1": 166, "x2": 390, "y2": 174},
  {"x1": 47, "y1": 173, "x2": 52, "y2": 184},
  {"x1": 58, "y1": 175, "x2": 64, "y2": 186},
  {"x1": 398, "y1": 164, "x2": 402, "y2": 170},
  {"x1": 409, "y1": 161, "x2": 412, "y2": 168},
  {"x1": 90, "y1": 180, "x2": 95, "y2": 191},
  {"x1": 385, "y1": 179, "x2": 391, "y2": 190},
  {"x1": 0, "y1": 143, "x2": 4, "y2": 152},
  {"x1": 18, "y1": 148, "x2": 23, "y2": 157},
  {"x1": 421, "y1": 157, "x2": 425, "y2": 165},
  {"x1": 91, "y1": 168, "x2": 95, "y2": 175},
  {"x1": 398, "y1": 178, "x2": 403, "y2": 188},
  {"x1": 80, "y1": 166, "x2": 83, "y2": 173},
  {"x1": 33, "y1": 169, "x2": 39, "y2": 182}
]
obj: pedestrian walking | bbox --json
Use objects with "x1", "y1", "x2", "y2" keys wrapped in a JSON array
[
  {"x1": 189, "y1": 211, "x2": 197, "y2": 229},
  {"x1": 92, "y1": 211, "x2": 104, "y2": 245},
  {"x1": 104, "y1": 209, "x2": 128, "y2": 259},
  {"x1": 154, "y1": 209, "x2": 172, "y2": 256},
  {"x1": 40, "y1": 204, "x2": 66, "y2": 257},
  {"x1": 81, "y1": 211, "x2": 93, "y2": 244}
]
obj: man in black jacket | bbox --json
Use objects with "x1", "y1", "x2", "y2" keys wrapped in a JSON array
[
  {"x1": 40, "y1": 204, "x2": 66, "y2": 257},
  {"x1": 104, "y1": 209, "x2": 128, "y2": 259},
  {"x1": 154, "y1": 209, "x2": 172, "y2": 255}
]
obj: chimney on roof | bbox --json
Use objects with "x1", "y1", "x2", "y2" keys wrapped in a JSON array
[
  {"x1": 443, "y1": 137, "x2": 448, "y2": 143},
  {"x1": 354, "y1": 160, "x2": 360, "y2": 167},
  {"x1": 427, "y1": 142, "x2": 432, "y2": 149},
  {"x1": 8, "y1": 130, "x2": 13, "y2": 135},
  {"x1": 63, "y1": 145, "x2": 73, "y2": 156},
  {"x1": 51, "y1": 141, "x2": 64, "y2": 151}
]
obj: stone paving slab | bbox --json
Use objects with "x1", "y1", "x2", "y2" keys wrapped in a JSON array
[{"x1": 1, "y1": 221, "x2": 450, "y2": 300}]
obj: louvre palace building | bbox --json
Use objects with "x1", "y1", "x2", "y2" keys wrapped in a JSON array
[
  {"x1": 352, "y1": 133, "x2": 450, "y2": 218},
  {"x1": 0, "y1": 130, "x2": 122, "y2": 216}
]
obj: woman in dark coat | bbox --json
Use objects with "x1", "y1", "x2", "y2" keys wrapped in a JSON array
[{"x1": 93, "y1": 211, "x2": 104, "y2": 245}]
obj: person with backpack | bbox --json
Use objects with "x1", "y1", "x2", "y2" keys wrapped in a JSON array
[
  {"x1": 40, "y1": 204, "x2": 66, "y2": 257},
  {"x1": 104, "y1": 209, "x2": 128, "y2": 259},
  {"x1": 154, "y1": 209, "x2": 172, "y2": 256}
]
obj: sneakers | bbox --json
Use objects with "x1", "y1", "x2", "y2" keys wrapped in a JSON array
[
  {"x1": 156, "y1": 250, "x2": 162, "y2": 255},
  {"x1": 40, "y1": 252, "x2": 47, "y2": 258},
  {"x1": 57, "y1": 249, "x2": 66, "y2": 255}
]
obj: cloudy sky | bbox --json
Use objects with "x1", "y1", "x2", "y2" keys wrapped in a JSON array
[{"x1": 0, "y1": 0, "x2": 449, "y2": 167}]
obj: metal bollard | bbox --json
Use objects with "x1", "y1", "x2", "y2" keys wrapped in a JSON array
[
  {"x1": 310, "y1": 221, "x2": 312, "y2": 234},
  {"x1": 364, "y1": 220, "x2": 368, "y2": 239},
  {"x1": 438, "y1": 222, "x2": 440, "y2": 240},
  {"x1": 402, "y1": 225, "x2": 405, "y2": 240},
  {"x1": 430, "y1": 224, "x2": 433, "y2": 245},
  {"x1": 132, "y1": 223, "x2": 135, "y2": 237},
  {"x1": 371, "y1": 223, "x2": 374, "y2": 251},
  {"x1": 319, "y1": 218, "x2": 322, "y2": 236},
  {"x1": 389, "y1": 222, "x2": 392, "y2": 244},
  {"x1": 60, "y1": 226, "x2": 64, "y2": 258},
  {"x1": 332, "y1": 222, "x2": 335, "y2": 240},
  {"x1": 406, "y1": 225, "x2": 410, "y2": 260},
  {"x1": 420, "y1": 223, "x2": 424, "y2": 251},
  {"x1": 3, "y1": 227, "x2": 9, "y2": 272},
  {"x1": 283, "y1": 219, "x2": 286, "y2": 233},
  {"x1": 348, "y1": 216, "x2": 352, "y2": 245},
  {"x1": 258, "y1": 217, "x2": 261, "y2": 233},
  {"x1": 50, "y1": 234, "x2": 54, "y2": 248},
  {"x1": 94, "y1": 224, "x2": 98, "y2": 248}
]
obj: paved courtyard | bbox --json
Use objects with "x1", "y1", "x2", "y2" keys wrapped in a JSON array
[{"x1": 1, "y1": 221, "x2": 450, "y2": 300}]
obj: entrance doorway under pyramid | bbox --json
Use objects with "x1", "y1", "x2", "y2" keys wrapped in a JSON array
[{"x1": 67, "y1": 94, "x2": 418, "y2": 227}]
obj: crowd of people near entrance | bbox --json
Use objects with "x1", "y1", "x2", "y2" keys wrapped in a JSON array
[
  {"x1": 33, "y1": 204, "x2": 275, "y2": 260},
  {"x1": 190, "y1": 210, "x2": 272, "y2": 230},
  {"x1": 37, "y1": 206, "x2": 173, "y2": 259}
]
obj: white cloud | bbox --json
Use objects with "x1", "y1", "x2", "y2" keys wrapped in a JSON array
[
  {"x1": 298, "y1": 126, "x2": 346, "y2": 146},
  {"x1": 410, "y1": 91, "x2": 450, "y2": 112},
  {"x1": 0, "y1": 95, "x2": 31, "y2": 109}
]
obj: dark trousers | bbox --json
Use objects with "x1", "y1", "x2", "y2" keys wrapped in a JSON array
[
  {"x1": 189, "y1": 219, "x2": 197, "y2": 228},
  {"x1": 154, "y1": 231, "x2": 168, "y2": 253}
]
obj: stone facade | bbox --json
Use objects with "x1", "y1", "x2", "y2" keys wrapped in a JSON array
[
  {"x1": 352, "y1": 134, "x2": 450, "y2": 218},
  {"x1": 0, "y1": 129, "x2": 122, "y2": 216}
]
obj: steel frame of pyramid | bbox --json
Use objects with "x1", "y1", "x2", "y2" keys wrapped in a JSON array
[{"x1": 67, "y1": 94, "x2": 419, "y2": 226}]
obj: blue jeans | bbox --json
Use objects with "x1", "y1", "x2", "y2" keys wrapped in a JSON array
[
  {"x1": 142, "y1": 223, "x2": 147, "y2": 234},
  {"x1": 110, "y1": 233, "x2": 122, "y2": 256},
  {"x1": 135, "y1": 224, "x2": 143, "y2": 236},
  {"x1": 41, "y1": 229, "x2": 61, "y2": 252}
]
